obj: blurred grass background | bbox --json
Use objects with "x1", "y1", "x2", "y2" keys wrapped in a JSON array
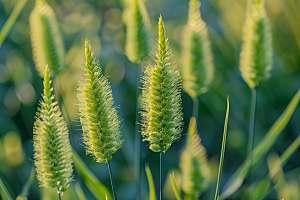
[{"x1": 0, "y1": 0, "x2": 300, "y2": 199}]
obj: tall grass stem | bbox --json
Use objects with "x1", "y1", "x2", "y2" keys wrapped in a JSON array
[
  {"x1": 107, "y1": 161, "x2": 117, "y2": 200},
  {"x1": 57, "y1": 187, "x2": 62, "y2": 200},
  {"x1": 134, "y1": 62, "x2": 142, "y2": 199},
  {"x1": 192, "y1": 96, "x2": 199, "y2": 124},
  {"x1": 247, "y1": 87, "x2": 258, "y2": 180},
  {"x1": 160, "y1": 152, "x2": 164, "y2": 200}
]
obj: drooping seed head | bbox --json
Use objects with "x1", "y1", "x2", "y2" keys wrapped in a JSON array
[
  {"x1": 181, "y1": 0, "x2": 214, "y2": 98},
  {"x1": 77, "y1": 40, "x2": 124, "y2": 163},
  {"x1": 239, "y1": 0, "x2": 272, "y2": 88},
  {"x1": 33, "y1": 65, "x2": 73, "y2": 193},
  {"x1": 29, "y1": 0, "x2": 66, "y2": 77},
  {"x1": 124, "y1": 0, "x2": 153, "y2": 63},
  {"x1": 140, "y1": 16, "x2": 183, "y2": 153},
  {"x1": 180, "y1": 117, "x2": 210, "y2": 196}
]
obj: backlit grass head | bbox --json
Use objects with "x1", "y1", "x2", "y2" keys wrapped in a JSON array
[
  {"x1": 181, "y1": 0, "x2": 214, "y2": 98},
  {"x1": 239, "y1": 0, "x2": 272, "y2": 88},
  {"x1": 33, "y1": 65, "x2": 73, "y2": 194},
  {"x1": 29, "y1": 0, "x2": 66, "y2": 77},
  {"x1": 180, "y1": 117, "x2": 210, "y2": 196},
  {"x1": 140, "y1": 16, "x2": 183, "y2": 153},
  {"x1": 77, "y1": 40, "x2": 124, "y2": 163},
  {"x1": 124, "y1": 0, "x2": 153, "y2": 63}
]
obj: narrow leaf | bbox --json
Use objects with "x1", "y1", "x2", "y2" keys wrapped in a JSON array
[
  {"x1": 269, "y1": 134, "x2": 300, "y2": 178},
  {"x1": 221, "y1": 89, "x2": 300, "y2": 198},
  {"x1": 214, "y1": 96, "x2": 230, "y2": 200},
  {"x1": 17, "y1": 165, "x2": 35, "y2": 199},
  {"x1": 250, "y1": 178, "x2": 271, "y2": 200},
  {"x1": 72, "y1": 150, "x2": 113, "y2": 200},
  {"x1": 0, "y1": 0, "x2": 28, "y2": 48},
  {"x1": 145, "y1": 164, "x2": 157, "y2": 200},
  {"x1": 74, "y1": 182, "x2": 87, "y2": 200},
  {"x1": 170, "y1": 172, "x2": 182, "y2": 200},
  {"x1": 0, "y1": 178, "x2": 13, "y2": 200}
]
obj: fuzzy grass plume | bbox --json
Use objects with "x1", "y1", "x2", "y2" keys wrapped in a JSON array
[
  {"x1": 180, "y1": 117, "x2": 210, "y2": 197},
  {"x1": 239, "y1": 0, "x2": 272, "y2": 88},
  {"x1": 33, "y1": 65, "x2": 73, "y2": 194},
  {"x1": 124, "y1": 0, "x2": 153, "y2": 63},
  {"x1": 181, "y1": 0, "x2": 214, "y2": 98},
  {"x1": 77, "y1": 40, "x2": 123, "y2": 163},
  {"x1": 141, "y1": 16, "x2": 183, "y2": 153},
  {"x1": 29, "y1": 0, "x2": 65, "y2": 77}
]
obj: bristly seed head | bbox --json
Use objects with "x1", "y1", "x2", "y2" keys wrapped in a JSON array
[
  {"x1": 33, "y1": 65, "x2": 73, "y2": 194},
  {"x1": 77, "y1": 39, "x2": 124, "y2": 163},
  {"x1": 140, "y1": 15, "x2": 183, "y2": 153},
  {"x1": 181, "y1": 0, "x2": 214, "y2": 98},
  {"x1": 180, "y1": 117, "x2": 210, "y2": 196},
  {"x1": 239, "y1": 0, "x2": 272, "y2": 88}
]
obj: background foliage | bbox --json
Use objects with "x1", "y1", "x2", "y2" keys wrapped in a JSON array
[{"x1": 0, "y1": 0, "x2": 300, "y2": 199}]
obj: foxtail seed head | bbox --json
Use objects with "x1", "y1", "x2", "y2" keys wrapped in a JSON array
[
  {"x1": 124, "y1": 0, "x2": 153, "y2": 63},
  {"x1": 77, "y1": 40, "x2": 123, "y2": 163},
  {"x1": 33, "y1": 65, "x2": 73, "y2": 193},
  {"x1": 181, "y1": 0, "x2": 214, "y2": 98},
  {"x1": 239, "y1": 0, "x2": 272, "y2": 88},
  {"x1": 140, "y1": 16, "x2": 183, "y2": 153},
  {"x1": 29, "y1": 0, "x2": 66, "y2": 77},
  {"x1": 180, "y1": 117, "x2": 210, "y2": 196}
]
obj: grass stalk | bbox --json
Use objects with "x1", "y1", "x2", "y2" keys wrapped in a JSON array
[
  {"x1": 134, "y1": 62, "x2": 142, "y2": 199},
  {"x1": 214, "y1": 96, "x2": 229, "y2": 200},
  {"x1": 247, "y1": 87, "x2": 258, "y2": 180},
  {"x1": 0, "y1": 0, "x2": 28, "y2": 48},
  {"x1": 192, "y1": 96, "x2": 199, "y2": 123},
  {"x1": 57, "y1": 187, "x2": 62, "y2": 200},
  {"x1": 107, "y1": 161, "x2": 117, "y2": 200},
  {"x1": 160, "y1": 152, "x2": 164, "y2": 200}
]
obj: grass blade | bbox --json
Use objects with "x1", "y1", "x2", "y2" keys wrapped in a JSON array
[
  {"x1": 17, "y1": 165, "x2": 35, "y2": 199},
  {"x1": 269, "y1": 134, "x2": 300, "y2": 178},
  {"x1": 74, "y1": 182, "x2": 87, "y2": 200},
  {"x1": 169, "y1": 172, "x2": 182, "y2": 200},
  {"x1": 214, "y1": 96, "x2": 230, "y2": 200},
  {"x1": 221, "y1": 89, "x2": 300, "y2": 198},
  {"x1": 0, "y1": 178, "x2": 13, "y2": 200},
  {"x1": 145, "y1": 164, "x2": 157, "y2": 200},
  {"x1": 72, "y1": 150, "x2": 113, "y2": 200},
  {"x1": 0, "y1": 0, "x2": 27, "y2": 48}
]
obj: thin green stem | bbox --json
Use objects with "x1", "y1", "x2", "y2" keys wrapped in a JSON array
[
  {"x1": 192, "y1": 96, "x2": 199, "y2": 123},
  {"x1": 107, "y1": 161, "x2": 117, "y2": 200},
  {"x1": 134, "y1": 61, "x2": 142, "y2": 199},
  {"x1": 160, "y1": 152, "x2": 164, "y2": 200},
  {"x1": 247, "y1": 87, "x2": 258, "y2": 180},
  {"x1": 0, "y1": 0, "x2": 28, "y2": 48},
  {"x1": 57, "y1": 186, "x2": 62, "y2": 200}
]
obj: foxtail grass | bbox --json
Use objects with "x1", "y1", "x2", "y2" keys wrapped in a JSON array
[
  {"x1": 77, "y1": 40, "x2": 123, "y2": 200},
  {"x1": 239, "y1": 0, "x2": 273, "y2": 182},
  {"x1": 29, "y1": 0, "x2": 66, "y2": 77},
  {"x1": 180, "y1": 117, "x2": 210, "y2": 198},
  {"x1": 181, "y1": 0, "x2": 214, "y2": 99},
  {"x1": 141, "y1": 15, "x2": 183, "y2": 199},
  {"x1": 33, "y1": 65, "x2": 73, "y2": 198},
  {"x1": 124, "y1": 0, "x2": 153, "y2": 64}
]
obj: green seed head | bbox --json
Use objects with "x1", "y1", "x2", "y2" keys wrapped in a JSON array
[
  {"x1": 239, "y1": 0, "x2": 272, "y2": 88},
  {"x1": 29, "y1": 0, "x2": 66, "y2": 77},
  {"x1": 140, "y1": 16, "x2": 183, "y2": 153},
  {"x1": 125, "y1": 0, "x2": 153, "y2": 63},
  {"x1": 77, "y1": 40, "x2": 124, "y2": 163},
  {"x1": 180, "y1": 117, "x2": 210, "y2": 196},
  {"x1": 33, "y1": 65, "x2": 73, "y2": 193},
  {"x1": 181, "y1": 0, "x2": 214, "y2": 98}
]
